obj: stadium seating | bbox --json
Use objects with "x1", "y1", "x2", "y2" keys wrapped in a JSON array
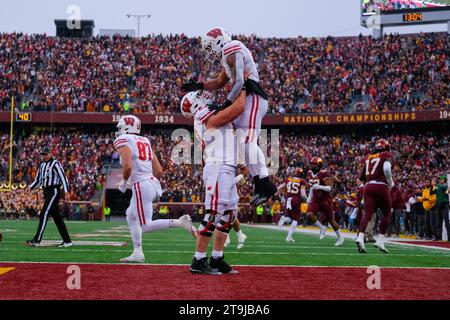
[{"x1": 1, "y1": 32, "x2": 448, "y2": 114}]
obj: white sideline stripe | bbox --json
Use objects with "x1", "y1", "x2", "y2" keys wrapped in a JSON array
[
  {"x1": 248, "y1": 224, "x2": 450, "y2": 252},
  {"x1": 0, "y1": 248, "x2": 444, "y2": 257},
  {"x1": 1, "y1": 261, "x2": 450, "y2": 270},
  {"x1": 0, "y1": 240, "x2": 415, "y2": 251}
]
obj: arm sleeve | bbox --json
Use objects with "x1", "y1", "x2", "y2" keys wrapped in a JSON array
[
  {"x1": 29, "y1": 166, "x2": 41, "y2": 190},
  {"x1": 226, "y1": 53, "x2": 245, "y2": 103},
  {"x1": 383, "y1": 161, "x2": 394, "y2": 187},
  {"x1": 55, "y1": 162, "x2": 69, "y2": 193},
  {"x1": 315, "y1": 185, "x2": 332, "y2": 192}
]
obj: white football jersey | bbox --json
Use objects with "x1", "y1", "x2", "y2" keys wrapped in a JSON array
[
  {"x1": 114, "y1": 134, "x2": 155, "y2": 185},
  {"x1": 194, "y1": 106, "x2": 238, "y2": 166},
  {"x1": 221, "y1": 40, "x2": 259, "y2": 84}
]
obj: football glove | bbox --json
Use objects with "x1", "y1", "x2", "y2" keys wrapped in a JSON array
[
  {"x1": 182, "y1": 79, "x2": 204, "y2": 92},
  {"x1": 207, "y1": 99, "x2": 233, "y2": 113}
]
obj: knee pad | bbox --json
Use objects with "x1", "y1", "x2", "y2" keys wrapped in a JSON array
[
  {"x1": 216, "y1": 210, "x2": 236, "y2": 234},
  {"x1": 198, "y1": 210, "x2": 217, "y2": 237}
]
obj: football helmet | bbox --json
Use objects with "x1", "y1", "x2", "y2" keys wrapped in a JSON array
[
  {"x1": 116, "y1": 115, "x2": 141, "y2": 138},
  {"x1": 201, "y1": 27, "x2": 232, "y2": 63},
  {"x1": 180, "y1": 91, "x2": 214, "y2": 117},
  {"x1": 310, "y1": 157, "x2": 323, "y2": 173},
  {"x1": 375, "y1": 139, "x2": 390, "y2": 152}
]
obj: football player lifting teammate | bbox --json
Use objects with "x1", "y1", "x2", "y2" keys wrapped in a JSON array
[{"x1": 182, "y1": 27, "x2": 277, "y2": 207}]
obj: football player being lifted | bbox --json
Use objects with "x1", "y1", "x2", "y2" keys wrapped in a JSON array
[
  {"x1": 181, "y1": 89, "x2": 246, "y2": 275},
  {"x1": 182, "y1": 27, "x2": 277, "y2": 207}
]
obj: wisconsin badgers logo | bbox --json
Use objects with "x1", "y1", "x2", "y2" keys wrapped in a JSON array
[
  {"x1": 182, "y1": 99, "x2": 192, "y2": 113},
  {"x1": 207, "y1": 28, "x2": 223, "y2": 39},
  {"x1": 123, "y1": 117, "x2": 135, "y2": 126}
]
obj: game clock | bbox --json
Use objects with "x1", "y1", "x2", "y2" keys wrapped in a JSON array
[
  {"x1": 16, "y1": 112, "x2": 32, "y2": 122},
  {"x1": 403, "y1": 13, "x2": 423, "y2": 22}
]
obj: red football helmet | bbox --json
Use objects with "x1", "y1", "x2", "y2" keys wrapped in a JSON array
[
  {"x1": 375, "y1": 139, "x2": 390, "y2": 152},
  {"x1": 310, "y1": 157, "x2": 323, "y2": 173}
]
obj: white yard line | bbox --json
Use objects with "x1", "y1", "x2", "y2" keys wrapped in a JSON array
[
  {"x1": 1, "y1": 261, "x2": 450, "y2": 270},
  {"x1": 247, "y1": 224, "x2": 450, "y2": 252},
  {"x1": 0, "y1": 247, "x2": 444, "y2": 257}
]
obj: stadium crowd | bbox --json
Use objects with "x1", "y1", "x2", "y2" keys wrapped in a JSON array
[
  {"x1": 1, "y1": 127, "x2": 448, "y2": 239},
  {"x1": 1, "y1": 32, "x2": 448, "y2": 114}
]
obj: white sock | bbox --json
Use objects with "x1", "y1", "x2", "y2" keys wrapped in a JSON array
[
  {"x1": 314, "y1": 221, "x2": 325, "y2": 229},
  {"x1": 335, "y1": 229, "x2": 342, "y2": 238},
  {"x1": 126, "y1": 214, "x2": 143, "y2": 253},
  {"x1": 357, "y1": 232, "x2": 365, "y2": 243},
  {"x1": 194, "y1": 252, "x2": 206, "y2": 261},
  {"x1": 245, "y1": 142, "x2": 269, "y2": 178},
  {"x1": 378, "y1": 234, "x2": 385, "y2": 242},
  {"x1": 287, "y1": 220, "x2": 298, "y2": 239},
  {"x1": 212, "y1": 250, "x2": 223, "y2": 259},
  {"x1": 236, "y1": 230, "x2": 245, "y2": 242},
  {"x1": 278, "y1": 216, "x2": 286, "y2": 227},
  {"x1": 142, "y1": 220, "x2": 170, "y2": 232}
]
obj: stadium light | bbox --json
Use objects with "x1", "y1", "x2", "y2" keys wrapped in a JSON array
[{"x1": 126, "y1": 14, "x2": 151, "y2": 37}]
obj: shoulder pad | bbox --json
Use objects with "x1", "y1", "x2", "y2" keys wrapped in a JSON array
[
  {"x1": 114, "y1": 135, "x2": 129, "y2": 150},
  {"x1": 222, "y1": 40, "x2": 243, "y2": 58},
  {"x1": 194, "y1": 106, "x2": 215, "y2": 123}
]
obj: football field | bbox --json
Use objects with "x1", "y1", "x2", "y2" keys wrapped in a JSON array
[{"x1": 1, "y1": 220, "x2": 450, "y2": 300}]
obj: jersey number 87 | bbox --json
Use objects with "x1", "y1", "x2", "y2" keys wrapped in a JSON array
[{"x1": 137, "y1": 142, "x2": 153, "y2": 162}]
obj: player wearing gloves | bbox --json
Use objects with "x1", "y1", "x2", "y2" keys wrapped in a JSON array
[
  {"x1": 182, "y1": 27, "x2": 277, "y2": 207},
  {"x1": 306, "y1": 157, "x2": 344, "y2": 247},
  {"x1": 114, "y1": 115, "x2": 196, "y2": 263},
  {"x1": 181, "y1": 89, "x2": 246, "y2": 275},
  {"x1": 356, "y1": 139, "x2": 394, "y2": 254}
]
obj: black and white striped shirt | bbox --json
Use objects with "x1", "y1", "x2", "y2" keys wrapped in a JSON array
[{"x1": 29, "y1": 159, "x2": 69, "y2": 193}]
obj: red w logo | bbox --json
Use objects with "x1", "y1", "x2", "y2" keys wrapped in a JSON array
[
  {"x1": 123, "y1": 116, "x2": 135, "y2": 126},
  {"x1": 182, "y1": 99, "x2": 192, "y2": 113},
  {"x1": 207, "y1": 28, "x2": 223, "y2": 39}
]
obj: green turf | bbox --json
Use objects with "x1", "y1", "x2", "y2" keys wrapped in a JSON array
[{"x1": 1, "y1": 220, "x2": 450, "y2": 268}]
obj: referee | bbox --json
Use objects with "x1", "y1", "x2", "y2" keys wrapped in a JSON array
[{"x1": 26, "y1": 146, "x2": 72, "y2": 248}]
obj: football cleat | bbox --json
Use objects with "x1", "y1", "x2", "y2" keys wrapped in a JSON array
[
  {"x1": 190, "y1": 258, "x2": 222, "y2": 275},
  {"x1": 179, "y1": 214, "x2": 197, "y2": 239},
  {"x1": 120, "y1": 252, "x2": 145, "y2": 263},
  {"x1": 355, "y1": 239, "x2": 367, "y2": 254},
  {"x1": 319, "y1": 226, "x2": 327, "y2": 240},
  {"x1": 57, "y1": 242, "x2": 73, "y2": 248},
  {"x1": 374, "y1": 240, "x2": 389, "y2": 254},
  {"x1": 0, "y1": 233, "x2": 3, "y2": 242},
  {"x1": 335, "y1": 236, "x2": 345, "y2": 247},
  {"x1": 237, "y1": 233, "x2": 247, "y2": 250},
  {"x1": 286, "y1": 237, "x2": 295, "y2": 243},
  {"x1": 25, "y1": 240, "x2": 40, "y2": 247},
  {"x1": 209, "y1": 256, "x2": 238, "y2": 274}
]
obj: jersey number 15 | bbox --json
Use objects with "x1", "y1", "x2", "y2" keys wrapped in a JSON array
[{"x1": 137, "y1": 142, "x2": 153, "y2": 162}]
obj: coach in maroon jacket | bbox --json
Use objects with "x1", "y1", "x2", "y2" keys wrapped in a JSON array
[{"x1": 389, "y1": 184, "x2": 406, "y2": 237}]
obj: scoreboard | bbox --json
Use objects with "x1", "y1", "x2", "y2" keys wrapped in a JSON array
[{"x1": 361, "y1": 1, "x2": 450, "y2": 28}]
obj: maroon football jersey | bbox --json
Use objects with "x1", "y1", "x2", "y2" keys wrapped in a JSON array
[
  {"x1": 286, "y1": 176, "x2": 306, "y2": 198},
  {"x1": 307, "y1": 170, "x2": 332, "y2": 199},
  {"x1": 362, "y1": 152, "x2": 393, "y2": 184}
]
